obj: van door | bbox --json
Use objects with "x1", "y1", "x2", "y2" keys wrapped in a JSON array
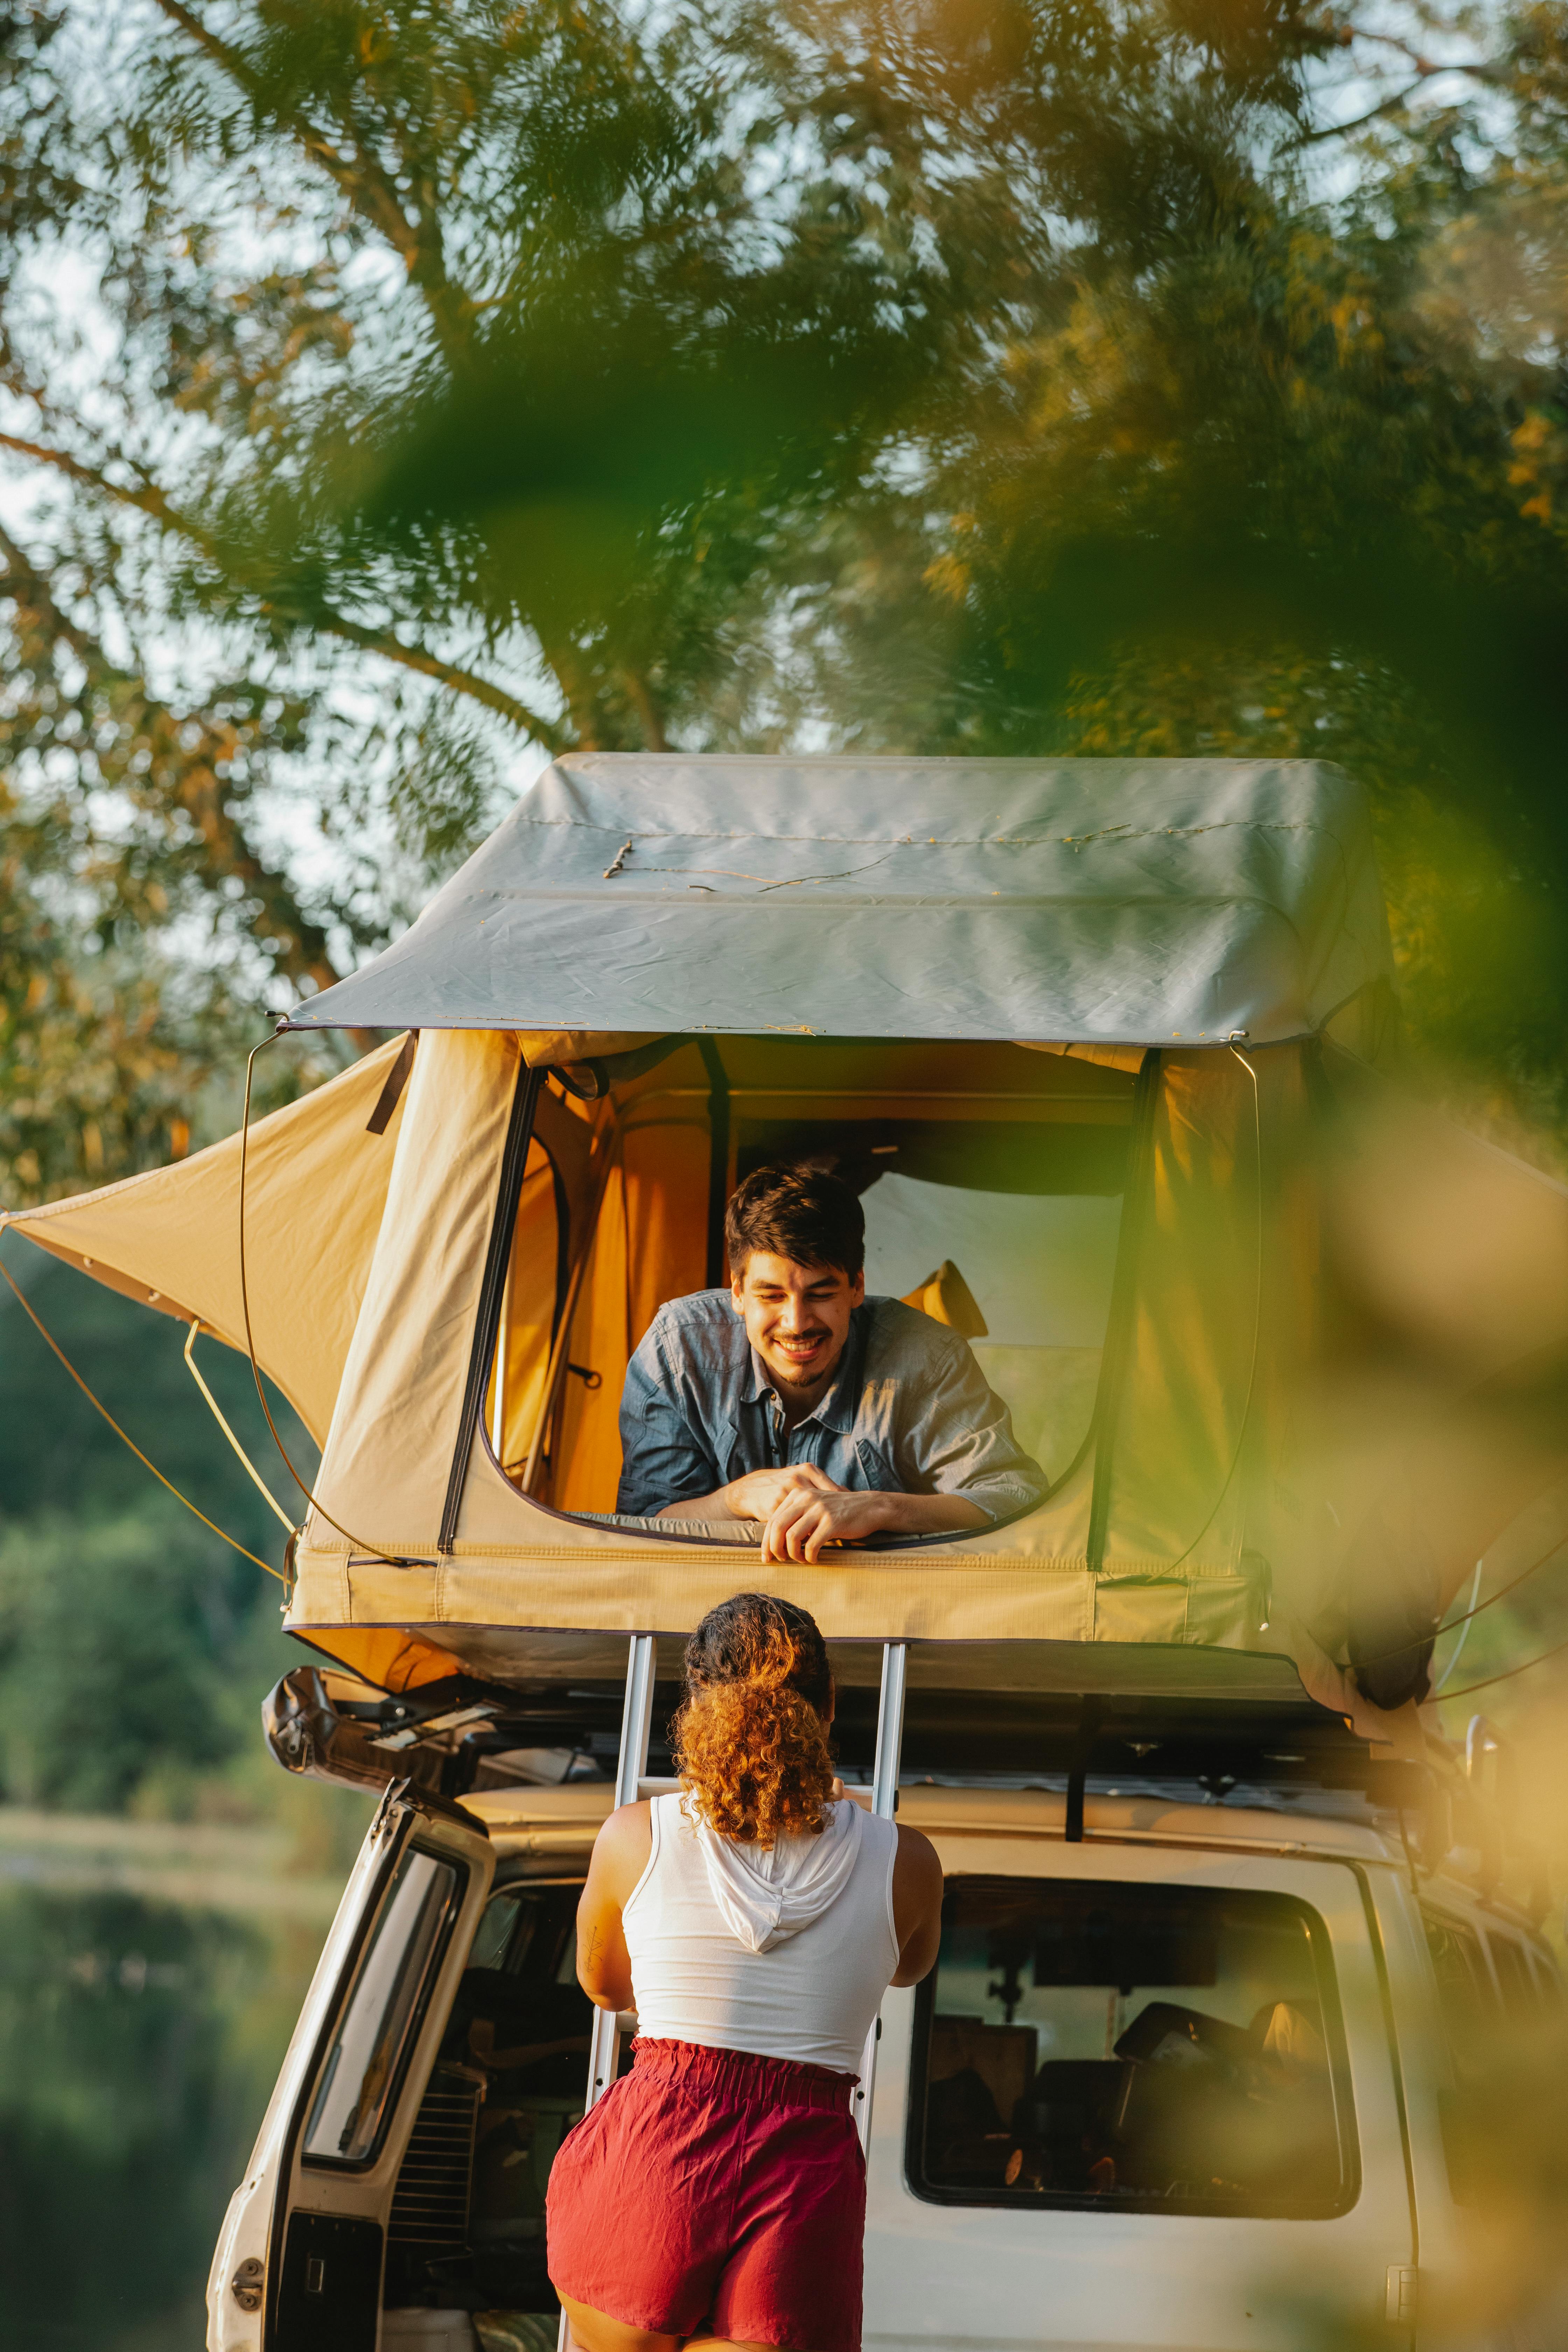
[
  {"x1": 864, "y1": 1836, "x2": 1415, "y2": 2352},
  {"x1": 205, "y1": 1784, "x2": 494, "y2": 2352}
]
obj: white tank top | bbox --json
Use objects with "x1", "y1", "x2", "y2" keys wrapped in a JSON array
[{"x1": 622, "y1": 1793, "x2": 901, "y2": 2075}]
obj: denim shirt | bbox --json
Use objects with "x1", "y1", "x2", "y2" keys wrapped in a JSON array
[{"x1": 616, "y1": 1290, "x2": 1047, "y2": 1526}]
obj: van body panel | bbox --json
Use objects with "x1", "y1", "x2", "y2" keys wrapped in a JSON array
[
  {"x1": 863, "y1": 1834, "x2": 1415, "y2": 2352},
  {"x1": 216, "y1": 1783, "x2": 1525, "y2": 2352}
]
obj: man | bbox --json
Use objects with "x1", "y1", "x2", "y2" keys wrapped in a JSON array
[{"x1": 616, "y1": 1164, "x2": 1046, "y2": 1561}]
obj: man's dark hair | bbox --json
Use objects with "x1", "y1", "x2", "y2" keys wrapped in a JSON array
[{"x1": 724, "y1": 1164, "x2": 865, "y2": 1279}]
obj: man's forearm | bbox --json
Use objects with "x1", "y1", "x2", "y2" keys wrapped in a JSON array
[
  {"x1": 655, "y1": 1488, "x2": 739, "y2": 1520},
  {"x1": 874, "y1": 1491, "x2": 989, "y2": 1535}
]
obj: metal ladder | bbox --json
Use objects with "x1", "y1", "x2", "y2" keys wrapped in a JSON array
[{"x1": 558, "y1": 1633, "x2": 909, "y2": 2347}]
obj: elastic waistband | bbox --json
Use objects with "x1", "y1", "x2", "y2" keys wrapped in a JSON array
[{"x1": 630, "y1": 2037, "x2": 856, "y2": 2112}]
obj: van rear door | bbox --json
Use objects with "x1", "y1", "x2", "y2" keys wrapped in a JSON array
[
  {"x1": 864, "y1": 1835, "x2": 1415, "y2": 2352},
  {"x1": 205, "y1": 1784, "x2": 494, "y2": 2352}
]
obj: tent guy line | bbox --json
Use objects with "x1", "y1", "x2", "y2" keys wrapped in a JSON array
[{"x1": 0, "y1": 1241, "x2": 282, "y2": 1579}]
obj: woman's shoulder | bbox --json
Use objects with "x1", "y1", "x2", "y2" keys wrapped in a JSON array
[{"x1": 594, "y1": 1796, "x2": 655, "y2": 1889}]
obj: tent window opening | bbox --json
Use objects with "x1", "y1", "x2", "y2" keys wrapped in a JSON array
[
  {"x1": 908, "y1": 1877, "x2": 1356, "y2": 2218},
  {"x1": 736, "y1": 1109, "x2": 1130, "y2": 1495},
  {"x1": 861, "y1": 1170, "x2": 1122, "y2": 1491},
  {"x1": 478, "y1": 1041, "x2": 1139, "y2": 1526}
]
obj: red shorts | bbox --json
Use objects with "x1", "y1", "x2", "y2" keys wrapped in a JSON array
[{"x1": 546, "y1": 2037, "x2": 866, "y2": 2352}]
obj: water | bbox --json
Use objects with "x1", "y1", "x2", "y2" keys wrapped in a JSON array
[{"x1": 0, "y1": 1872, "x2": 337, "y2": 2351}]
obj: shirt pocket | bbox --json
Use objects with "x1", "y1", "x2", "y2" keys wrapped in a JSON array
[{"x1": 853, "y1": 1437, "x2": 899, "y2": 1492}]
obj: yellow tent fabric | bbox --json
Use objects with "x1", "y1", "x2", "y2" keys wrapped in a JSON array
[
  {"x1": 282, "y1": 1030, "x2": 1268, "y2": 1670},
  {"x1": 0, "y1": 1035, "x2": 413, "y2": 1443}
]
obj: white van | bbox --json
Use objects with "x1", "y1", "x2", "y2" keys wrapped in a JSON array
[{"x1": 206, "y1": 1656, "x2": 1555, "y2": 2352}]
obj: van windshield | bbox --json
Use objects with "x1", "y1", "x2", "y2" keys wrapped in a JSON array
[{"x1": 910, "y1": 1877, "x2": 1356, "y2": 2218}]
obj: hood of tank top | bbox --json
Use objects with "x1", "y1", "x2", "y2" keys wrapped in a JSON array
[{"x1": 687, "y1": 1795, "x2": 866, "y2": 1954}]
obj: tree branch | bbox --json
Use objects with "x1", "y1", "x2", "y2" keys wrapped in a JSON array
[
  {"x1": 0, "y1": 428, "x2": 567, "y2": 748},
  {"x1": 0, "y1": 520, "x2": 99, "y2": 664},
  {"x1": 1300, "y1": 81, "x2": 1428, "y2": 141},
  {"x1": 620, "y1": 668, "x2": 668, "y2": 752},
  {"x1": 153, "y1": 0, "x2": 472, "y2": 355},
  {"x1": 0, "y1": 525, "x2": 344, "y2": 995}
]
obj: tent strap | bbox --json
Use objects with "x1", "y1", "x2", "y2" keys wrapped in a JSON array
[{"x1": 365, "y1": 1031, "x2": 418, "y2": 1134}]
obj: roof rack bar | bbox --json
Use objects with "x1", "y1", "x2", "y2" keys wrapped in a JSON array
[
  {"x1": 855, "y1": 1640, "x2": 908, "y2": 2154},
  {"x1": 1064, "y1": 1694, "x2": 1101, "y2": 1843}
]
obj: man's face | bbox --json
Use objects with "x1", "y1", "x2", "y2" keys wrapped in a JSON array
[{"x1": 731, "y1": 1253, "x2": 865, "y2": 1393}]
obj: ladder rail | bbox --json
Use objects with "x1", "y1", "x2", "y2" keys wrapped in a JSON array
[
  {"x1": 854, "y1": 1640, "x2": 909, "y2": 2152},
  {"x1": 556, "y1": 1632, "x2": 908, "y2": 2352},
  {"x1": 560, "y1": 1631, "x2": 657, "y2": 2352},
  {"x1": 585, "y1": 1632, "x2": 657, "y2": 2104}
]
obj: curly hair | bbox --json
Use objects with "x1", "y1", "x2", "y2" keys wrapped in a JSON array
[{"x1": 673, "y1": 1593, "x2": 835, "y2": 1848}]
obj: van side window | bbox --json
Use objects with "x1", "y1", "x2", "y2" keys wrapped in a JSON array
[
  {"x1": 1422, "y1": 1911, "x2": 1497, "y2": 2073},
  {"x1": 1485, "y1": 1931, "x2": 1542, "y2": 2021},
  {"x1": 304, "y1": 1848, "x2": 464, "y2": 2167},
  {"x1": 908, "y1": 1877, "x2": 1356, "y2": 2218},
  {"x1": 1528, "y1": 1945, "x2": 1565, "y2": 2013}
]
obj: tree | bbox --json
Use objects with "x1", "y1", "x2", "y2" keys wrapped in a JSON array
[{"x1": 2, "y1": 0, "x2": 1567, "y2": 1197}]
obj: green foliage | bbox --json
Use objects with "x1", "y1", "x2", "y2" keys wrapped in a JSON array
[
  {"x1": 0, "y1": 1253, "x2": 319, "y2": 1808},
  {"x1": 0, "y1": 1507, "x2": 238, "y2": 1809}
]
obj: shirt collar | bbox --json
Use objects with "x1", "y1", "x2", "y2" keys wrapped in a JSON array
[{"x1": 743, "y1": 1303, "x2": 870, "y2": 1433}]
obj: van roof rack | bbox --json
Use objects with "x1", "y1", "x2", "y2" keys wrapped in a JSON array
[{"x1": 270, "y1": 1637, "x2": 1422, "y2": 1814}]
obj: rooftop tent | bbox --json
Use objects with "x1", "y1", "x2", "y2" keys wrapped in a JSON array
[
  {"x1": 287, "y1": 753, "x2": 1394, "y2": 1046},
  {"x1": 3, "y1": 755, "x2": 1564, "y2": 1741}
]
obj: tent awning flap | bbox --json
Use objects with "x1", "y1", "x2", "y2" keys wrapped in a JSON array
[
  {"x1": 0, "y1": 1036, "x2": 413, "y2": 1443},
  {"x1": 290, "y1": 755, "x2": 1394, "y2": 1046}
]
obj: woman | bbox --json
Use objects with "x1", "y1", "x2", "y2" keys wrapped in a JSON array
[{"x1": 547, "y1": 1592, "x2": 944, "y2": 2352}]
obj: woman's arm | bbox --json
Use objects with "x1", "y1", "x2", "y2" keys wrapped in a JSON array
[
  {"x1": 889, "y1": 1822, "x2": 945, "y2": 1987},
  {"x1": 575, "y1": 1800, "x2": 653, "y2": 2012}
]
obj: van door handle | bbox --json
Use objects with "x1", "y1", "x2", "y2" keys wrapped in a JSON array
[{"x1": 1385, "y1": 2266, "x2": 1417, "y2": 2326}]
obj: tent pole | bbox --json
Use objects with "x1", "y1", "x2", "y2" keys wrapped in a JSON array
[
  {"x1": 522, "y1": 1112, "x2": 621, "y2": 1494},
  {"x1": 698, "y1": 1038, "x2": 730, "y2": 1289},
  {"x1": 854, "y1": 1641, "x2": 908, "y2": 2154},
  {"x1": 490, "y1": 1229, "x2": 512, "y2": 1461},
  {"x1": 558, "y1": 1632, "x2": 657, "y2": 2349}
]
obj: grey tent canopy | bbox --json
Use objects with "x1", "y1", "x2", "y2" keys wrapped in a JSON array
[{"x1": 290, "y1": 755, "x2": 1392, "y2": 1045}]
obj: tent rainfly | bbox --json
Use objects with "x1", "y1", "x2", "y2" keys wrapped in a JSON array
[{"x1": 4, "y1": 755, "x2": 1566, "y2": 1742}]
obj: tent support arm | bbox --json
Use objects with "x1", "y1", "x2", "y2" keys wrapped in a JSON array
[
  {"x1": 438, "y1": 1062, "x2": 541, "y2": 1552},
  {"x1": 1085, "y1": 1049, "x2": 1161, "y2": 1572},
  {"x1": 855, "y1": 1640, "x2": 908, "y2": 2154}
]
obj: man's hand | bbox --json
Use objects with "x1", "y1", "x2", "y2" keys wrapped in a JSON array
[
  {"x1": 762, "y1": 1486, "x2": 990, "y2": 1562},
  {"x1": 659, "y1": 1462, "x2": 842, "y2": 1524},
  {"x1": 762, "y1": 1485, "x2": 899, "y2": 1562}
]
